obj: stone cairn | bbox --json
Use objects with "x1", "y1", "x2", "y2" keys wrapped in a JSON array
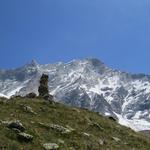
[{"x1": 38, "y1": 74, "x2": 53, "y2": 100}]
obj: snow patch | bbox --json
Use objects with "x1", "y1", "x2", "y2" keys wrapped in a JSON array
[
  {"x1": 0, "y1": 93, "x2": 8, "y2": 98},
  {"x1": 7, "y1": 86, "x2": 24, "y2": 98},
  {"x1": 115, "y1": 113, "x2": 150, "y2": 131}
]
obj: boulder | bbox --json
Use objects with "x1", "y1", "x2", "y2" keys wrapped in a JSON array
[
  {"x1": 38, "y1": 122, "x2": 50, "y2": 129},
  {"x1": 17, "y1": 132, "x2": 33, "y2": 142},
  {"x1": 11, "y1": 128, "x2": 21, "y2": 133},
  {"x1": 26, "y1": 93, "x2": 37, "y2": 98},
  {"x1": 83, "y1": 132, "x2": 90, "y2": 137},
  {"x1": 108, "y1": 116, "x2": 117, "y2": 122},
  {"x1": 38, "y1": 122, "x2": 74, "y2": 134},
  {"x1": 43, "y1": 94, "x2": 54, "y2": 101},
  {"x1": 112, "y1": 137, "x2": 121, "y2": 142},
  {"x1": 2, "y1": 120, "x2": 25, "y2": 132},
  {"x1": 22, "y1": 105, "x2": 37, "y2": 115},
  {"x1": 50, "y1": 124, "x2": 73, "y2": 134},
  {"x1": 43, "y1": 143, "x2": 59, "y2": 150},
  {"x1": 98, "y1": 139, "x2": 105, "y2": 145}
]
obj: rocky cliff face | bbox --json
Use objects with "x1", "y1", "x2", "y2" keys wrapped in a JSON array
[{"x1": 1, "y1": 58, "x2": 150, "y2": 131}]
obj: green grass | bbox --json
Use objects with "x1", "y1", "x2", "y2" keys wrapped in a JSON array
[{"x1": 0, "y1": 97, "x2": 150, "y2": 150}]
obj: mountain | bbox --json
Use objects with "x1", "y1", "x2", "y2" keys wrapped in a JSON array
[
  {"x1": 1, "y1": 58, "x2": 150, "y2": 131},
  {"x1": 0, "y1": 97, "x2": 150, "y2": 150}
]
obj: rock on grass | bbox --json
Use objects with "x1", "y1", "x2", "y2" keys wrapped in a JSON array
[
  {"x1": 17, "y1": 132, "x2": 33, "y2": 142},
  {"x1": 43, "y1": 143, "x2": 59, "y2": 150},
  {"x1": 2, "y1": 120, "x2": 25, "y2": 132}
]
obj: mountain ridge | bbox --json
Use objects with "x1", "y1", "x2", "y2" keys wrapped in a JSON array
[{"x1": 1, "y1": 58, "x2": 150, "y2": 131}]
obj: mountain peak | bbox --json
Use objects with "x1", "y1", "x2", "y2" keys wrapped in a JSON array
[
  {"x1": 69, "y1": 58, "x2": 105, "y2": 67},
  {"x1": 85, "y1": 58, "x2": 105, "y2": 66},
  {"x1": 26, "y1": 59, "x2": 38, "y2": 67},
  {"x1": 31, "y1": 59, "x2": 38, "y2": 65}
]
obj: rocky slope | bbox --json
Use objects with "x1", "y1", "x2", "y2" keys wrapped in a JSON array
[
  {"x1": 1, "y1": 58, "x2": 150, "y2": 131},
  {"x1": 0, "y1": 97, "x2": 150, "y2": 150}
]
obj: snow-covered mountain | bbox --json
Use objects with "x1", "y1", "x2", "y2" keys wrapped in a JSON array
[{"x1": 1, "y1": 58, "x2": 150, "y2": 131}]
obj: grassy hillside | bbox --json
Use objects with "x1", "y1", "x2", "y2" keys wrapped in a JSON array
[{"x1": 0, "y1": 97, "x2": 150, "y2": 150}]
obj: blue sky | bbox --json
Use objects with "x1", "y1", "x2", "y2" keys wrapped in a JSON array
[{"x1": 1, "y1": 0, "x2": 150, "y2": 73}]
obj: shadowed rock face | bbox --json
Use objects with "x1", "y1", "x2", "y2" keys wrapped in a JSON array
[{"x1": 38, "y1": 74, "x2": 49, "y2": 97}]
